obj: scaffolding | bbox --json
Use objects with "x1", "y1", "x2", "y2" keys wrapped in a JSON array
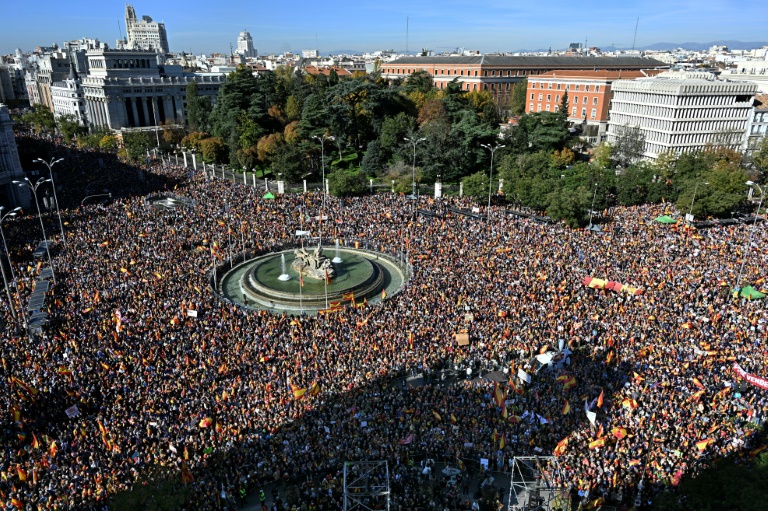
[
  {"x1": 343, "y1": 460, "x2": 390, "y2": 511},
  {"x1": 507, "y1": 456, "x2": 569, "y2": 511}
]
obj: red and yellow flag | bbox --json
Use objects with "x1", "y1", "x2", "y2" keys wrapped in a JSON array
[
  {"x1": 562, "y1": 400, "x2": 571, "y2": 415},
  {"x1": 308, "y1": 381, "x2": 321, "y2": 397},
  {"x1": 597, "y1": 389, "x2": 604, "y2": 408},
  {"x1": 588, "y1": 438, "x2": 606, "y2": 450},
  {"x1": 554, "y1": 437, "x2": 568, "y2": 456}
]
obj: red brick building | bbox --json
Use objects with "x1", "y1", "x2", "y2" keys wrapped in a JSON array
[
  {"x1": 525, "y1": 69, "x2": 663, "y2": 139},
  {"x1": 381, "y1": 55, "x2": 665, "y2": 100}
]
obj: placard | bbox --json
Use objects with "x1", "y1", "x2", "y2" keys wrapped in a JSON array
[
  {"x1": 517, "y1": 368, "x2": 531, "y2": 383},
  {"x1": 64, "y1": 405, "x2": 80, "y2": 418},
  {"x1": 187, "y1": 309, "x2": 198, "y2": 318},
  {"x1": 455, "y1": 333, "x2": 470, "y2": 346}
]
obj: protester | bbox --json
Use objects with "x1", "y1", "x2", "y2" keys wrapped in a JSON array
[{"x1": 1, "y1": 141, "x2": 766, "y2": 511}]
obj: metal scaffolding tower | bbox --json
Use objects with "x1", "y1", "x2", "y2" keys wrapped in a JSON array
[
  {"x1": 507, "y1": 456, "x2": 569, "y2": 511},
  {"x1": 343, "y1": 460, "x2": 390, "y2": 511}
]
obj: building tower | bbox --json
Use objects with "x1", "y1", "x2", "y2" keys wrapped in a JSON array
[
  {"x1": 125, "y1": 4, "x2": 170, "y2": 54},
  {"x1": 236, "y1": 30, "x2": 257, "y2": 58}
]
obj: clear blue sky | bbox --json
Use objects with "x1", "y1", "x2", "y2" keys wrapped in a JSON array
[{"x1": 2, "y1": 0, "x2": 764, "y2": 56}]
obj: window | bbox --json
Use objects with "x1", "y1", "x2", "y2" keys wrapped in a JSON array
[
  {"x1": 548, "y1": 83, "x2": 553, "y2": 89},
  {"x1": 537, "y1": 104, "x2": 542, "y2": 111},
  {"x1": 557, "y1": 83, "x2": 561, "y2": 90},
  {"x1": 574, "y1": 84, "x2": 580, "y2": 91},
  {"x1": 554, "y1": 105, "x2": 559, "y2": 112},
  {"x1": 546, "y1": 105, "x2": 551, "y2": 111},
  {"x1": 593, "y1": 97, "x2": 598, "y2": 105},
  {"x1": 566, "y1": 84, "x2": 570, "y2": 90},
  {"x1": 581, "y1": 108, "x2": 587, "y2": 117},
  {"x1": 530, "y1": 93, "x2": 534, "y2": 100},
  {"x1": 573, "y1": 96, "x2": 579, "y2": 104},
  {"x1": 595, "y1": 85, "x2": 600, "y2": 92},
  {"x1": 547, "y1": 94, "x2": 551, "y2": 101},
  {"x1": 591, "y1": 108, "x2": 597, "y2": 119},
  {"x1": 530, "y1": 102, "x2": 534, "y2": 111},
  {"x1": 538, "y1": 93, "x2": 543, "y2": 100},
  {"x1": 532, "y1": 82, "x2": 536, "y2": 88},
  {"x1": 572, "y1": 106, "x2": 576, "y2": 115},
  {"x1": 556, "y1": 94, "x2": 560, "y2": 102},
  {"x1": 585, "y1": 85, "x2": 590, "y2": 91}
]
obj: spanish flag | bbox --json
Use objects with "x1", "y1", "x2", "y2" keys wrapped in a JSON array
[
  {"x1": 17, "y1": 466, "x2": 27, "y2": 481},
  {"x1": 181, "y1": 462, "x2": 195, "y2": 484},
  {"x1": 450, "y1": 414, "x2": 457, "y2": 424},
  {"x1": 198, "y1": 417, "x2": 213, "y2": 428},
  {"x1": 325, "y1": 269, "x2": 331, "y2": 285},
  {"x1": 308, "y1": 381, "x2": 321, "y2": 397},
  {"x1": 597, "y1": 389, "x2": 604, "y2": 408},
  {"x1": 492, "y1": 429, "x2": 499, "y2": 444},
  {"x1": 749, "y1": 445, "x2": 768, "y2": 457},
  {"x1": 562, "y1": 400, "x2": 571, "y2": 415},
  {"x1": 10, "y1": 498, "x2": 23, "y2": 509},
  {"x1": 299, "y1": 274, "x2": 304, "y2": 287},
  {"x1": 381, "y1": 288, "x2": 387, "y2": 300},
  {"x1": 290, "y1": 382, "x2": 307, "y2": 400},
  {"x1": 342, "y1": 291, "x2": 355, "y2": 302},
  {"x1": 31, "y1": 433, "x2": 40, "y2": 449},
  {"x1": 628, "y1": 459, "x2": 641, "y2": 467},
  {"x1": 329, "y1": 301, "x2": 342, "y2": 310},
  {"x1": 499, "y1": 433, "x2": 506, "y2": 450},
  {"x1": 554, "y1": 437, "x2": 568, "y2": 456},
  {"x1": 612, "y1": 427, "x2": 628, "y2": 440},
  {"x1": 696, "y1": 438, "x2": 714, "y2": 451},
  {"x1": 589, "y1": 438, "x2": 605, "y2": 450},
  {"x1": 693, "y1": 377, "x2": 705, "y2": 390},
  {"x1": 432, "y1": 411, "x2": 442, "y2": 421}
]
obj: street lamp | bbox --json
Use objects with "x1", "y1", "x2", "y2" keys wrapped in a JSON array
[
  {"x1": 735, "y1": 180, "x2": 764, "y2": 293},
  {"x1": 14, "y1": 178, "x2": 56, "y2": 285},
  {"x1": 0, "y1": 207, "x2": 22, "y2": 324},
  {"x1": 312, "y1": 134, "x2": 334, "y2": 211},
  {"x1": 480, "y1": 143, "x2": 505, "y2": 221},
  {"x1": 33, "y1": 157, "x2": 65, "y2": 245},
  {"x1": 588, "y1": 183, "x2": 599, "y2": 229},
  {"x1": 404, "y1": 136, "x2": 426, "y2": 198},
  {"x1": 687, "y1": 181, "x2": 709, "y2": 223}
]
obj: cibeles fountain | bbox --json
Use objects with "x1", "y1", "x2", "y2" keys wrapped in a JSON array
[{"x1": 216, "y1": 241, "x2": 408, "y2": 314}]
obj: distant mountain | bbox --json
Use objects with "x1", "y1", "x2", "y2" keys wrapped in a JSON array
[
  {"x1": 325, "y1": 49, "x2": 363, "y2": 56},
  {"x1": 630, "y1": 40, "x2": 768, "y2": 51}
]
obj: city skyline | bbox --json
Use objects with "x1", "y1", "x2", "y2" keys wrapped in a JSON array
[{"x1": 2, "y1": 0, "x2": 765, "y2": 56}]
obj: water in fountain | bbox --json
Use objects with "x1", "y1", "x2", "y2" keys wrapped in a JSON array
[
  {"x1": 278, "y1": 253, "x2": 291, "y2": 281},
  {"x1": 332, "y1": 239, "x2": 343, "y2": 263}
]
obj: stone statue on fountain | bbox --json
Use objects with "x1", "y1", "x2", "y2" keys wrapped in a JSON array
[{"x1": 292, "y1": 244, "x2": 336, "y2": 280}]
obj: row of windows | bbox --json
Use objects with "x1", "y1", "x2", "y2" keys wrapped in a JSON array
[
  {"x1": 614, "y1": 91, "x2": 751, "y2": 107},
  {"x1": 531, "y1": 93, "x2": 600, "y2": 106},
  {"x1": 612, "y1": 102, "x2": 750, "y2": 120},
  {"x1": 385, "y1": 67, "x2": 545, "y2": 77},
  {"x1": 532, "y1": 82, "x2": 601, "y2": 92},
  {"x1": 610, "y1": 113, "x2": 746, "y2": 133}
]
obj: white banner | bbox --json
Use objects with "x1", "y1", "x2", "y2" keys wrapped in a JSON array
[{"x1": 517, "y1": 368, "x2": 531, "y2": 383}]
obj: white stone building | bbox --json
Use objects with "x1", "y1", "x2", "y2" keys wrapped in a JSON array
[
  {"x1": 50, "y1": 64, "x2": 87, "y2": 125},
  {"x1": 236, "y1": 30, "x2": 257, "y2": 58},
  {"x1": 80, "y1": 48, "x2": 223, "y2": 130},
  {"x1": 744, "y1": 94, "x2": 768, "y2": 160},
  {"x1": 124, "y1": 4, "x2": 169, "y2": 54},
  {"x1": 606, "y1": 71, "x2": 757, "y2": 160}
]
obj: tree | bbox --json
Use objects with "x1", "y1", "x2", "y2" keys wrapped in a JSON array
[
  {"x1": 509, "y1": 79, "x2": 528, "y2": 116},
  {"x1": 752, "y1": 136, "x2": 768, "y2": 174},
  {"x1": 121, "y1": 131, "x2": 154, "y2": 163},
  {"x1": 361, "y1": 140, "x2": 385, "y2": 176},
  {"x1": 386, "y1": 161, "x2": 417, "y2": 193},
  {"x1": 417, "y1": 98, "x2": 449, "y2": 128},
  {"x1": 21, "y1": 104, "x2": 56, "y2": 134},
  {"x1": 519, "y1": 112, "x2": 569, "y2": 153},
  {"x1": 181, "y1": 131, "x2": 209, "y2": 152},
  {"x1": 256, "y1": 133, "x2": 284, "y2": 166},
  {"x1": 56, "y1": 114, "x2": 86, "y2": 141},
  {"x1": 199, "y1": 136, "x2": 227, "y2": 163},
  {"x1": 379, "y1": 113, "x2": 415, "y2": 162},
  {"x1": 551, "y1": 147, "x2": 575, "y2": 169},
  {"x1": 462, "y1": 170, "x2": 490, "y2": 198},
  {"x1": 186, "y1": 81, "x2": 212, "y2": 132},
  {"x1": 99, "y1": 134, "x2": 118, "y2": 151},
  {"x1": 611, "y1": 125, "x2": 645, "y2": 168},
  {"x1": 403, "y1": 70, "x2": 433, "y2": 94},
  {"x1": 546, "y1": 185, "x2": 591, "y2": 227},
  {"x1": 328, "y1": 169, "x2": 367, "y2": 196},
  {"x1": 559, "y1": 91, "x2": 569, "y2": 124},
  {"x1": 271, "y1": 142, "x2": 309, "y2": 182}
]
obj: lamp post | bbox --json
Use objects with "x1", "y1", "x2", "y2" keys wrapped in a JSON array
[
  {"x1": 0, "y1": 207, "x2": 22, "y2": 323},
  {"x1": 687, "y1": 181, "x2": 709, "y2": 223},
  {"x1": 312, "y1": 134, "x2": 334, "y2": 213},
  {"x1": 14, "y1": 178, "x2": 56, "y2": 285},
  {"x1": 735, "y1": 181, "x2": 764, "y2": 293},
  {"x1": 480, "y1": 143, "x2": 505, "y2": 221},
  {"x1": 404, "y1": 136, "x2": 426, "y2": 198},
  {"x1": 588, "y1": 183, "x2": 598, "y2": 229},
  {"x1": 33, "y1": 157, "x2": 65, "y2": 245}
]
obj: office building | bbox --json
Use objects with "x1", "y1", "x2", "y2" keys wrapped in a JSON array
[
  {"x1": 124, "y1": 4, "x2": 169, "y2": 53},
  {"x1": 236, "y1": 30, "x2": 257, "y2": 58},
  {"x1": 607, "y1": 71, "x2": 756, "y2": 160}
]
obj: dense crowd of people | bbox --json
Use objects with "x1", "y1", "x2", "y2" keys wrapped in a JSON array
[{"x1": 1, "y1": 140, "x2": 767, "y2": 511}]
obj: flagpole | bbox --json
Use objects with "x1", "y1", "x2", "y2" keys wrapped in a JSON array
[{"x1": 324, "y1": 271, "x2": 329, "y2": 309}]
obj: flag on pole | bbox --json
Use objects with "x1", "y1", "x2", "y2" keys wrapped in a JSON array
[
  {"x1": 562, "y1": 400, "x2": 571, "y2": 415},
  {"x1": 597, "y1": 389, "x2": 604, "y2": 408},
  {"x1": 325, "y1": 269, "x2": 331, "y2": 285},
  {"x1": 381, "y1": 289, "x2": 387, "y2": 300},
  {"x1": 299, "y1": 274, "x2": 304, "y2": 287}
]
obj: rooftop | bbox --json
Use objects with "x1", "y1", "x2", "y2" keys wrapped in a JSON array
[{"x1": 387, "y1": 55, "x2": 666, "y2": 68}]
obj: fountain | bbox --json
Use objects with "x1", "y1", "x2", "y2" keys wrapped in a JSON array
[
  {"x1": 277, "y1": 253, "x2": 291, "y2": 281},
  {"x1": 332, "y1": 239, "x2": 343, "y2": 264}
]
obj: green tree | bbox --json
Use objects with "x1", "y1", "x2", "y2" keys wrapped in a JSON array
[
  {"x1": 519, "y1": 112, "x2": 568, "y2": 153},
  {"x1": 509, "y1": 79, "x2": 528, "y2": 116},
  {"x1": 186, "y1": 80, "x2": 212, "y2": 132},
  {"x1": 271, "y1": 142, "x2": 310, "y2": 183},
  {"x1": 462, "y1": 170, "x2": 490, "y2": 198},
  {"x1": 328, "y1": 168, "x2": 367, "y2": 196},
  {"x1": 403, "y1": 70, "x2": 433, "y2": 94},
  {"x1": 611, "y1": 125, "x2": 646, "y2": 168},
  {"x1": 559, "y1": 91, "x2": 569, "y2": 124},
  {"x1": 379, "y1": 113, "x2": 415, "y2": 162},
  {"x1": 56, "y1": 113, "x2": 87, "y2": 141},
  {"x1": 21, "y1": 104, "x2": 56, "y2": 134},
  {"x1": 752, "y1": 136, "x2": 768, "y2": 173},
  {"x1": 361, "y1": 140, "x2": 385, "y2": 176},
  {"x1": 121, "y1": 131, "x2": 154, "y2": 163},
  {"x1": 209, "y1": 66, "x2": 262, "y2": 162},
  {"x1": 99, "y1": 134, "x2": 118, "y2": 151},
  {"x1": 546, "y1": 185, "x2": 591, "y2": 227}
]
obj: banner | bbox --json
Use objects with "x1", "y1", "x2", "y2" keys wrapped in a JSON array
[
  {"x1": 733, "y1": 363, "x2": 768, "y2": 391},
  {"x1": 517, "y1": 368, "x2": 531, "y2": 384}
]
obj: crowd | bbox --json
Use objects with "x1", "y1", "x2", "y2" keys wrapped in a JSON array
[{"x1": 1, "y1": 139, "x2": 767, "y2": 511}]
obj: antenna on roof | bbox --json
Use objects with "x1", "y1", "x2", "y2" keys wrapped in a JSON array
[
  {"x1": 632, "y1": 18, "x2": 639, "y2": 51},
  {"x1": 117, "y1": 19, "x2": 124, "y2": 42}
]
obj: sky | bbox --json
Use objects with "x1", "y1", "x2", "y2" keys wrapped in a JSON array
[{"x1": 2, "y1": 0, "x2": 765, "y2": 56}]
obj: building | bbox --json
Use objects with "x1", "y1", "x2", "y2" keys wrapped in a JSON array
[
  {"x1": 236, "y1": 30, "x2": 257, "y2": 58},
  {"x1": 31, "y1": 51, "x2": 71, "y2": 111},
  {"x1": 80, "y1": 48, "x2": 223, "y2": 130},
  {"x1": 606, "y1": 71, "x2": 757, "y2": 160},
  {"x1": 50, "y1": 63, "x2": 87, "y2": 125},
  {"x1": 124, "y1": 4, "x2": 169, "y2": 54},
  {"x1": 302, "y1": 49, "x2": 319, "y2": 59},
  {"x1": 0, "y1": 104, "x2": 30, "y2": 209},
  {"x1": 525, "y1": 70, "x2": 662, "y2": 139},
  {"x1": 380, "y1": 56, "x2": 666, "y2": 101},
  {"x1": 745, "y1": 94, "x2": 768, "y2": 159}
]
